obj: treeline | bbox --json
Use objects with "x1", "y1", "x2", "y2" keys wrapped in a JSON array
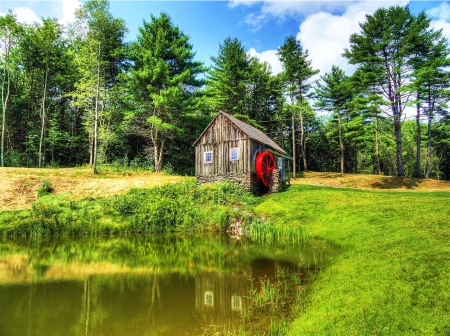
[{"x1": 1, "y1": 1, "x2": 449, "y2": 178}]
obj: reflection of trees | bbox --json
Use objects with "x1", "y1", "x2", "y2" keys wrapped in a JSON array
[
  {"x1": 0, "y1": 234, "x2": 336, "y2": 335},
  {"x1": 0, "y1": 233, "x2": 330, "y2": 282}
]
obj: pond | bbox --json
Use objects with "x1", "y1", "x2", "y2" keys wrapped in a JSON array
[{"x1": 0, "y1": 233, "x2": 334, "y2": 335}]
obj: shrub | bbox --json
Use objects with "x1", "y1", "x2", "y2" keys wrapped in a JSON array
[{"x1": 37, "y1": 180, "x2": 53, "y2": 197}]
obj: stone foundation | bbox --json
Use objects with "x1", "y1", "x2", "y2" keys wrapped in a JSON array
[{"x1": 197, "y1": 170, "x2": 284, "y2": 196}]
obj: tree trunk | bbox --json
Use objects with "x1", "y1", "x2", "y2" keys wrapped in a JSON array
[
  {"x1": 290, "y1": 91, "x2": 296, "y2": 178},
  {"x1": 425, "y1": 113, "x2": 432, "y2": 179},
  {"x1": 375, "y1": 114, "x2": 381, "y2": 175},
  {"x1": 154, "y1": 138, "x2": 165, "y2": 173},
  {"x1": 394, "y1": 115, "x2": 405, "y2": 176},
  {"x1": 1, "y1": 58, "x2": 10, "y2": 168},
  {"x1": 415, "y1": 96, "x2": 421, "y2": 178},
  {"x1": 337, "y1": 112, "x2": 344, "y2": 173},
  {"x1": 38, "y1": 64, "x2": 49, "y2": 168},
  {"x1": 299, "y1": 104, "x2": 307, "y2": 171},
  {"x1": 92, "y1": 44, "x2": 101, "y2": 175},
  {"x1": 385, "y1": 58, "x2": 405, "y2": 177}
]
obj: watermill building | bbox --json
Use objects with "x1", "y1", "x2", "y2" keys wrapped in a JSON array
[{"x1": 193, "y1": 111, "x2": 291, "y2": 194}]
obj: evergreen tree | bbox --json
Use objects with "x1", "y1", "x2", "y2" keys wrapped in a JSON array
[
  {"x1": 206, "y1": 37, "x2": 250, "y2": 114},
  {"x1": 343, "y1": 6, "x2": 432, "y2": 176},
  {"x1": 315, "y1": 66, "x2": 355, "y2": 173},
  {"x1": 277, "y1": 35, "x2": 318, "y2": 175},
  {"x1": 410, "y1": 28, "x2": 450, "y2": 178},
  {"x1": 127, "y1": 13, "x2": 204, "y2": 172}
]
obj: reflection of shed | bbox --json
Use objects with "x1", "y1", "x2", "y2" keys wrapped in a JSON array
[
  {"x1": 195, "y1": 273, "x2": 252, "y2": 325},
  {"x1": 194, "y1": 111, "x2": 291, "y2": 195}
]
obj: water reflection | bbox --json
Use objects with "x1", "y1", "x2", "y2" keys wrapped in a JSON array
[{"x1": 0, "y1": 234, "x2": 332, "y2": 335}]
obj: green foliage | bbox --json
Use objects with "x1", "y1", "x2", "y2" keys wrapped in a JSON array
[
  {"x1": 37, "y1": 180, "x2": 53, "y2": 197},
  {"x1": 110, "y1": 180, "x2": 257, "y2": 233},
  {"x1": 126, "y1": 12, "x2": 205, "y2": 172},
  {"x1": 0, "y1": 180, "x2": 260, "y2": 237},
  {"x1": 206, "y1": 37, "x2": 250, "y2": 113},
  {"x1": 0, "y1": 1, "x2": 449, "y2": 181}
]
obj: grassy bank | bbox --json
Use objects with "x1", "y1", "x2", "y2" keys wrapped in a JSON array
[
  {"x1": 255, "y1": 185, "x2": 450, "y2": 335},
  {"x1": 0, "y1": 180, "x2": 261, "y2": 236}
]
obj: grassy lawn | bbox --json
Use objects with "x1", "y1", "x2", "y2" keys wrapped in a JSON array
[{"x1": 255, "y1": 185, "x2": 450, "y2": 335}]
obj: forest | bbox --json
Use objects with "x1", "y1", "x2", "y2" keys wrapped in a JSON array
[{"x1": 1, "y1": 1, "x2": 449, "y2": 179}]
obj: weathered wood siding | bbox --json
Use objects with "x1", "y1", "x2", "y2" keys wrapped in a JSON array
[{"x1": 195, "y1": 114, "x2": 251, "y2": 176}]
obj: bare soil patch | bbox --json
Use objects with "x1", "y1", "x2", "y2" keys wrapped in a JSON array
[
  {"x1": 0, "y1": 167, "x2": 188, "y2": 211},
  {"x1": 291, "y1": 171, "x2": 450, "y2": 191}
]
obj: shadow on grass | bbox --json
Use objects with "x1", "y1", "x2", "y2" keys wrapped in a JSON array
[{"x1": 371, "y1": 177, "x2": 420, "y2": 189}]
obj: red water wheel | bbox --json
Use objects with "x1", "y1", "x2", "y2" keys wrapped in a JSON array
[{"x1": 255, "y1": 151, "x2": 276, "y2": 187}]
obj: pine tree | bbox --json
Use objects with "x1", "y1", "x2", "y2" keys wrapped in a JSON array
[
  {"x1": 127, "y1": 13, "x2": 204, "y2": 172},
  {"x1": 343, "y1": 6, "x2": 431, "y2": 176},
  {"x1": 206, "y1": 37, "x2": 250, "y2": 114},
  {"x1": 315, "y1": 66, "x2": 355, "y2": 173},
  {"x1": 277, "y1": 35, "x2": 318, "y2": 175}
]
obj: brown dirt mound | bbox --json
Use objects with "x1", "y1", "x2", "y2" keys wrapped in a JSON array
[
  {"x1": 291, "y1": 171, "x2": 450, "y2": 191},
  {"x1": 0, "y1": 167, "x2": 188, "y2": 211}
]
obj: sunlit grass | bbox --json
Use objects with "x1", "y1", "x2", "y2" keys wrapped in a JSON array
[{"x1": 254, "y1": 185, "x2": 450, "y2": 335}]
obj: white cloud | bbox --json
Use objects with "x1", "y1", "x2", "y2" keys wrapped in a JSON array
[
  {"x1": 297, "y1": 1, "x2": 407, "y2": 79},
  {"x1": 430, "y1": 19, "x2": 450, "y2": 40},
  {"x1": 232, "y1": 1, "x2": 353, "y2": 31},
  {"x1": 248, "y1": 47, "x2": 283, "y2": 74},
  {"x1": 59, "y1": 0, "x2": 82, "y2": 25},
  {"x1": 0, "y1": 1, "x2": 81, "y2": 26},
  {"x1": 427, "y1": 2, "x2": 450, "y2": 21},
  {"x1": 427, "y1": 2, "x2": 450, "y2": 40},
  {"x1": 14, "y1": 6, "x2": 41, "y2": 24}
]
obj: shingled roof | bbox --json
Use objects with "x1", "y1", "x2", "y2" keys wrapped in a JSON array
[{"x1": 195, "y1": 111, "x2": 287, "y2": 155}]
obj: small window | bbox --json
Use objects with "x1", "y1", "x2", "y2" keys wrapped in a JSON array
[
  {"x1": 231, "y1": 295, "x2": 242, "y2": 311},
  {"x1": 204, "y1": 291, "x2": 214, "y2": 307},
  {"x1": 204, "y1": 151, "x2": 213, "y2": 164},
  {"x1": 277, "y1": 157, "x2": 283, "y2": 170},
  {"x1": 230, "y1": 148, "x2": 239, "y2": 161}
]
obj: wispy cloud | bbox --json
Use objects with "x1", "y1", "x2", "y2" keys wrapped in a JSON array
[
  {"x1": 427, "y1": 2, "x2": 450, "y2": 39},
  {"x1": 13, "y1": 6, "x2": 41, "y2": 24},
  {"x1": 248, "y1": 47, "x2": 283, "y2": 74},
  {"x1": 0, "y1": 0, "x2": 82, "y2": 25},
  {"x1": 59, "y1": 0, "x2": 83, "y2": 25},
  {"x1": 297, "y1": 1, "x2": 409, "y2": 78},
  {"x1": 230, "y1": 0, "x2": 351, "y2": 31}
]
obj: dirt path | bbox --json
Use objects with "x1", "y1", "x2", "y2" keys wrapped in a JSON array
[{"x1": 0, "y1": 167, "x2": 188, "y2": 211}]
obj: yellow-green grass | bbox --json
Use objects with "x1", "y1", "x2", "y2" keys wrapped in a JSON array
[{"x1": 255, "y1": 185, "x2": 450, "y2": 335}]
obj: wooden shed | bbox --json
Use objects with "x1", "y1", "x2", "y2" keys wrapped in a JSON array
[{"x1": 194, "y1": 111, "x2": 290, "y2": 194}]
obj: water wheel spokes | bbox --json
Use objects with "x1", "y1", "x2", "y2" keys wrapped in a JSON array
[{"x1": 255, "y1": 151, "x2": 276, "y2": 187}]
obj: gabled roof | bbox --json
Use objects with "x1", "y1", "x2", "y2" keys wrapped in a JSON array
[{"x1": 194, "y1": 111, "x2": 287, "y2": 155}]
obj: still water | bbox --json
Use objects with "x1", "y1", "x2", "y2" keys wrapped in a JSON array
[{"x1": 0, "y1": 233, "x2": 330, "y2": 335}]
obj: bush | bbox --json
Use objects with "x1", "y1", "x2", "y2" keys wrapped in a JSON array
[{"x1": 37, "y1": 180, "x2": 53, "y2": 197}]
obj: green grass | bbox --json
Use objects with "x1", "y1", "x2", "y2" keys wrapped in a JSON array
[
  {"x1": 0, "y1": 180, "x2": 260, "y2": 236},
  {"x1": 254, "y1": 185, "x2": 450, "y2": 335}
]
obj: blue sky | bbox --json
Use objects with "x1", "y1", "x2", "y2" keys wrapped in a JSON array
[{"x1": 1, "y1": 0, "x2": 450, "y2": 80}]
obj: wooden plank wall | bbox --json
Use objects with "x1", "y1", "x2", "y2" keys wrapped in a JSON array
[{"x1": 195, "y1": 114, "x2": 251, "y2": 176}]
